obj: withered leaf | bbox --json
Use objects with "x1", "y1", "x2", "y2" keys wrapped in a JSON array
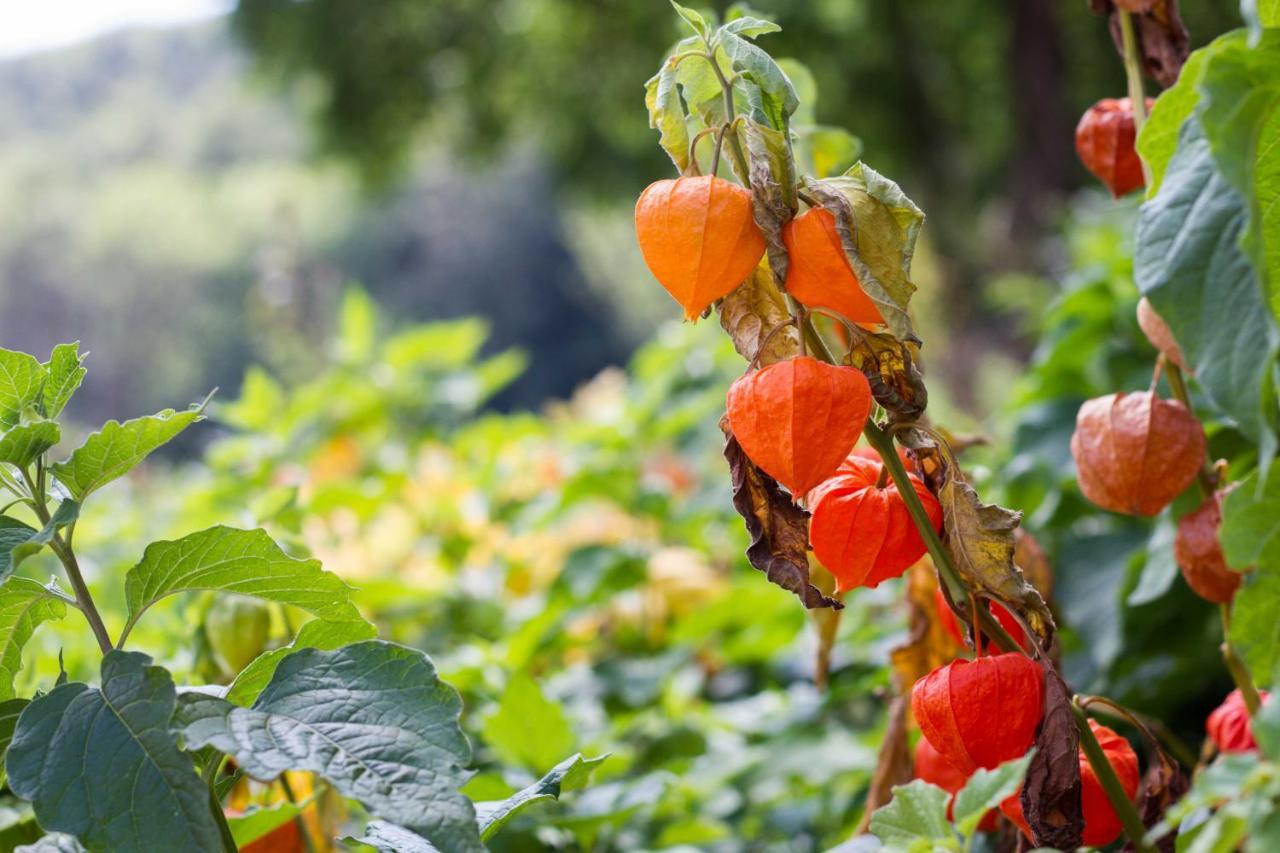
[
  {"x1": 938, "y1": 475, "x2": 1056, "y2": 644},
  {"x1": 718, "y1": 260, "x2": 801, "y2": 367},
  {"x1": 722, "y1": 423, "x2": 842, "y2": 610},
  {"x1": 802, "y1": 165, "x2": 924, "y2": 345},
  {"x1": 740, "y1": 118, "x2": 796, "y2": 287},
  {"x1": 890, "y1": 558, "x2": 962, "y2": 691},
  {"x1": 855, "y1": 695, "x2": 913, "y2": 834},
  {"x1": 1090, "y1": 0, "x2": 1189, "y2": 88},
  {"x1": 843, "y1": 327, "x2": 928, "y2": 421},
  {"x1": 1133, "y1": 752, "x2": 1188, "y2": 852},
  {"x1": 1020, "y1": 664, "x2": 1084, "y2": 849}
]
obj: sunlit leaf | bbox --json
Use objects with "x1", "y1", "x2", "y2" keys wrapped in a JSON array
[{"x1": 50, "y1": 407, "x2": 204, "y2": 500}]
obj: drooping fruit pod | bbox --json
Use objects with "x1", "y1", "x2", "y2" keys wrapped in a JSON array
[
  {"x1": 808, "y1": 454, "x2": 941, "y2": 591},
  {"x1": 911, "y1": 652, "x2": 1043, "y2": 774},
  {"x1": 1207, "y1": 689, "x2": 1270, "y2": 753},
  {"x1": 1075, "y1": 97, "x2": 1153, "y2": 197},
  {"x1": 914, "y1": 737, "x2": 998, "y2": 832},
  {"x1": 726, "y1": 357, "x2": 873, "y2": 496},
  {"x1": 1001, "y1": 719, "x2": 1140, "y2": 848},
  {"x1": 1175, "y1": 489, "x2": 1244, "y2": 604},
  {"x1": 635, "y1": 175, "x2": 766, "y2": 320},
  {"x1": 933, "y1": 587, "x2": 1026, "y2": 651},
  {"x1": 781, "y1": 207, "x2": 884, "y2": 326},
  {"x1": 1136, "y1": 297, "x2": 1187, "y2": 371},
  {"x1": 1070, "y1": 390, "x2": 1206, "y2": 516}
]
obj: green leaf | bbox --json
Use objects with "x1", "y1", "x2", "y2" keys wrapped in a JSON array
[
  {"x1": 0, "y1": 422, "x2": 61, "y2": 470},
  {"x1": 0, "y1": 698, "x2": 29, "y2": 788},
  {"x1": 1135, "y1": 119, "x2": 1280, "y2": 448},
  {"x1": 1127, "y1": 514, "x2": 1180, "y2": 605},
  {"x1": 6, "y1": 651, "x2": 222, "y2": 851},
  {"x1": 228, "y1": 802, "x2": 301, "y2": 848},
  {"x1": 868, "y1": 779, "x2": 956, "y2": 847},
  {"x1": 226, "y1": 616, "x2": 376, "y2": 706},
  {"x1": 0, "y1": 578, "x2": 67, "y2": 700},
  {"x1": 175, "y1": 640, "x2": 482, "y2": 852},
  {"x1": 1242, "y1": 0, "x2": 1280, "y2": 42},
  {"x1": 1252, "y1": 685, "x2": 1280, "y2": 760},
  {"x1": 670, "y1": 1, "x2": 709, "y2": 39},
  {"x1": 0, "y1": 501, "x2": 78, "y2": 581},
  {"x1": 41, "y1": 344, "x2": 86, "y2": 420},
  {"x1": 122, "y1": 526, "x2": 363, "y2": 639},
  {"x1": 1230, "y1": 569, "x2": 1280, "y2": 685},
  {"x1": 718, "y1": 31, "x2": 798, "y2": 124},
  {"x1": 50, "y1": 407, "x2": 203, "y2": 500},
  {"x1": 345, "y1": 821, "x2": 440, "y2": 852},
  {"x1": 952, "y1": 751, "x2": 1034, "y2": 837},
  {"x1": 477, "y1": 753, "x2": 607, "y2": 840},
  {"x1": 645, "y1": 61, "x2": 691, "y2": 173},
  {"x1": 1221, "y1": 467, "x2": 1280, "y2": 570},
  {"x1": 0, "y1": 351, "x2": 45, "y2": 430},
  {"x1": 482, "y1": 672, "x2": 576, "y2": 772},
  {"x1": 721, "y1": 16, "x2": 780, "y2": 39},
  {"x1": 15, "y1": 835, "x2": 86, "y2": 853},
  {"x1": 1137, "y1": 43, "x2": 1211, "y2": 196}
]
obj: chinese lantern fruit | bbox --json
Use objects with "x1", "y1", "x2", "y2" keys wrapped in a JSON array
[
  {"x1": 1175, "y1": 489, "x2": 1243, "y2": 604},
  {"x1": 1001, "y1": 719, "x2": 1140, "y2": 848},
  {"x1": 635, "y1": 175, "x2": 765, "y2": 320},
  {"x1": 914, "y1": 737, "x2": 998, "y2": 832},
  {"x1": 1136, "y1": 298, "x2": 1187, "y2": 371},
  {"x1": 782, "y1": 207, "x2": 884, "y2": 326},
  {"x1": 933, "y1": 587, "x2": 1026, "y2": 651},
  {"x1": 808, "y1": 454, "x2": 941, "y2": 591},
  {"x1": 1075, "y1": 98, "x2": 1153, "y2": 197},
  {"x1": 1207, "y1": 689, "x2": 1270, "y2": 753},
  {"x1": 726, "y1": 357, "x2": 872, "y2": 496},
  {"x1": 1070, "y1": 390, "x2": 1206, "y2": 516},
  {"x1": 205, "y1": 595, "x2": 272, "y2": 675},
  {"x1": 911, "y1": 652, "x2": 1043, "y2": 774}
]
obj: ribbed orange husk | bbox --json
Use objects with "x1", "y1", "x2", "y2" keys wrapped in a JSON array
[
  {"x1": 1075, "y1": 98, "x2": 1152, "y2": 198},
  {"x1": 726, "y1": 356, "x2": 872, "y2": 496},
  {"x1": 1136, "y1": 298, "x2": 1188, "y2": 371},
  {"x1": 781, "y1": 207, "x2": 884, "y2": 326},
  {"x1": 635, "y1": 175, "x2": 766, "y2": 320},
  {"x1": 1207, "y1": 689, "x2": 1270, "y2": 753},
  {"x1": 910, "y1": 653, "x2": 1043, "y2": 774},
  {"x1": 914, "y1": 737, "x2": 998, "y2": 832},
  {"x1": 808, "y1": 455, "x2": 941, "y2": 591},
  {"x1": 1001, "y1": 720, "x2": 1140, "y2": 848},
  {"x1": 932, "y1": 587, "x2": 1026, "y2": 651},
  {"x1": 1069, "y1": 390, "x2": 1206, "y2": 516},
  {"x1": 1175, "y1": 489, "x2": 1242, "y2": 604}
]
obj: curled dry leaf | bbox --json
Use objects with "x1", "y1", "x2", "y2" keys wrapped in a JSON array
[
  {"x1": 890, "y1": 559, "x2": 963, "y2": 691},
  {"x1": 1089, "y1": 0, "x2": 1189, "y2": 88},
  {"x1": 721, "y1": 421, "x2": 842, "y2": 610},
  {"x1": 1018, "y1": 664, "x2": 1083, "y2": 850},
  {"x1": 844, "y1": 327, "x2": 928, "y2": 422},
  {"x1": 938, "y1": 474, "x2": 1055, "y2": 644},
  {"x1": 855, "y1": 695, "x2": 913, "y2": 834},
  {"x1": 741, "y1": 118, "x2": 796, "y2": 287},
  {"x1": 1135, "y1": 749, "x2": 1188, "y2": 852},
  {"x1": 718, "y1": 260, "x2": 801, "y2": 367}
]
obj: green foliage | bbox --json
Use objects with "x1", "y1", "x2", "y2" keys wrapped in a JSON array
[
  {"x1": 482, "y1": 673, "x2": 576, "y2": 773},
  {"x1": 0, "y1": 581, "x2": 66, "y2": 701},
  {"x1": 51, "y1": 408, "x2": 204, "y2": 501},
  {"x1": 475, "y1": 753, "x2": 607, "y2": 840}
]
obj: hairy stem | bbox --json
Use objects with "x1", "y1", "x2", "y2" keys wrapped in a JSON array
[{"x1": 1072, "y1": 701, "x2": 1151, "y2": 851}]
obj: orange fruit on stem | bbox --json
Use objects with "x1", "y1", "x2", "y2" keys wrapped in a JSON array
[
  {"x1": 808, "y1": 454, "x2": 941, "y2": 591},
  {"x1": 1136, "y1": 297, "x2": 1188, "y2": 372},
  {"x1": 782, "y1": 207, "x2": 884, "y2": 326},
  {"x1": 635, "y1": 175, "x2": 765, "y2": 320},
  {"x1": 1075, "y1": 98, "x2": 1153, "y2": 198},
  {"x1": 932, "y1": 587, "x2": 1027, "y2": 651},
  {"x1": 1069, "y1": 390, "x2": 1206, "y2": 517},
  {"x1": 726, "y1": 356, "x2": 872, "y2": 496},
  {"x1": 1207, "y1": 689, "x2": 1270, "y2": 754},
  {"x1": 1175, "y1": 488, "x2": 1243, "y2": 604},
  {"x1": 914, "y1": 737, "x2": 999, "y2": 832}
]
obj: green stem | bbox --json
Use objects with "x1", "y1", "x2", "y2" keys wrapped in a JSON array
[
  {"x1": 1162, "y1": 362, "x2": 1216, "y2": 500},
  {"x1": 1072, "y1": 701, "x2": 1151, "y2": 851},
  {"x1": 1220, "y1": 603, "x2": 1263, "y2": 715},
  {"x1": 208, "y1": 783, "x2": 239, "y2": 853},
  {"x1": 1118, "y1": 10, "x2": 1152, "y2": 182},
  {"x1": 704, "y1": 49, "x2": 752, "y2": 182}
]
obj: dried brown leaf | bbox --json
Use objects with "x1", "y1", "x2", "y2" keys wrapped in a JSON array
[
  {"x1": 717, "y1": 260, "x2": 800, "y2": 367},
  {"x1": 741, "y1": 118, "x2": 795, "y2": 287},
  {"x1": 1132, "y1": 752, "x2": 1188, "y2": 852},
  {"x1": 1091, "y1": 0, "x2": 1189, "y2": 88},
  {"x1": 722, "y1": 422, "x2": 842, "y2": 610},
  {"x1": 1020, "y1": 665, "x2": 1084, "y2": 849},
  {"x1": 843, "y1": 327, "x2": 928, "y2": 422}
]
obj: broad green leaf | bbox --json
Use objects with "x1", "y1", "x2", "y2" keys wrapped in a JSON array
[
  {"x1": 0, "y1": 422, "x2": 60, "y2": 470},
  {"x1": 122, "y1": 526, "x2": 362, "y2": 639},
  {"x1": 0, "y1": 698, "x2": 29, "y2": 788},
  {"x1": 228, "y1": 802, "x2": 301, "y2": 848},
  {"x1": 0, "y1": 578, "x2": 67, "y2": 700},
  {"x1": 722, "y1": 16, "x2": 780, "y2": 38},
  {"x1": 345, "y1": 821, "x2": 440, "y2": 852},
  {"x1": 477, "y1": 753, "x2": 607, "y2": 840},
  {"x1": 482, "y1": 673, "x2": 576, "y2": 772},
  {"x1": 1252, "y1": 688, "x2": 1280, "y2": 760},
  {"x1": 1230, "y1": 568, "x2": 1280, "y2": 685},
  {"x1": 670, "y1": 1, "x2": 709, "y2": 39},
  {"x1": 953, "y1": 751, "x2": 1034, "y2": 837},
  {"x1": 868, "y1": 780, "x2": 956, "y2": 848},
  {"x1": 1135, "y1": 119, "x2": 1280, "y2": 448},
  {"x1": 50, "y1": 407, "x2": 203, "y2": 500},
  {"x1": 0, "y1": 501, "x2": 79, "y2": 581},
  {"x1": 6, "y1": 652, "x2": 222, "y2": 851},
  {"x1": 719, "y1": 31, "x2": 798, "y2": 125},
  {"x1": 1137, "y1": 43, "x2": 1211, "y2": 196},
  {"x1": 1242, "y1": 0, "x2": 1280, "y2": 42},
  {"x1": 1221, "y1": 467, "x2": 1280, "y2": 570},
  {"x1": 226, "y1": 616, "x2": 376, "y2": 706},
  {"x1": 645, "y1": 61, "x2": 690, "y2": 173},
  {"x1": 0, "y1": 351, "x2": 45, "y2": 429},
  {"x1": 15, "y1": 835, "x2": 85, "y2": 853},
  {"x1": 41, "y1": 344, "x2": 85, "y2": 420},
  {"x1": 1127, "y1": 513, "x2": 1180, "y2": 605},
  {"x1": 175, "y1": 640, "x2": 482, "y2": 852}
]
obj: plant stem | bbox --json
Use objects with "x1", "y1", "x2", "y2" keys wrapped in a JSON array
[
  {"x1": 704, "y1": 48, "x2": 752, "y2": 181},
  {"x1": 1220, "y1": 603, "x2": 1263, "y2": 714},
  {"x1": 208, "y1": 782, "x2": 239, "y2": 853},
  {"x1": 1118, "y1": 10, "x2": 1152, "y2": 183},
  {"x1": 1162, "y1": 362, "x2": 1216, "y2": 500},
  {"x1": 1072, "y1": 701, "x2": 1151, "y2": 852},
  {"x1": 279, "y1": 773, "x2": 318, "y2": 853}
]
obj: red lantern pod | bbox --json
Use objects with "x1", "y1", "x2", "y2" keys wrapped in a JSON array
[
  {"x1": 635, "y1": 175, "x2": 766, "y2": 320},
  {"x1": 782, "y1": 207, "x2": 885, "y2": 326},
  {"x1": 1207, "y1": 689, "x2": 1271, "y2": 754},
  {"x1": 726, "y1": 356, "x2": 873, "y2": 496},
  {"x1": 932, "y1": 587, "x2": 1027, "y2": 651},
  {"x1": 1001, "y1": 720, "x2": 1140, "y2": 848},
  {"x1": 914, "y1": 737, "x2": 998, "y2": 832},
  {"x1": 1075, "y1": 97, "x2": 1154, "y2": 198},
  {"x1": 1175, "y1": 489, "x2": 1244, "y2": 604},
  {"x1": 911, "y1": 652, "x2": 1044, "y2": 774}
]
